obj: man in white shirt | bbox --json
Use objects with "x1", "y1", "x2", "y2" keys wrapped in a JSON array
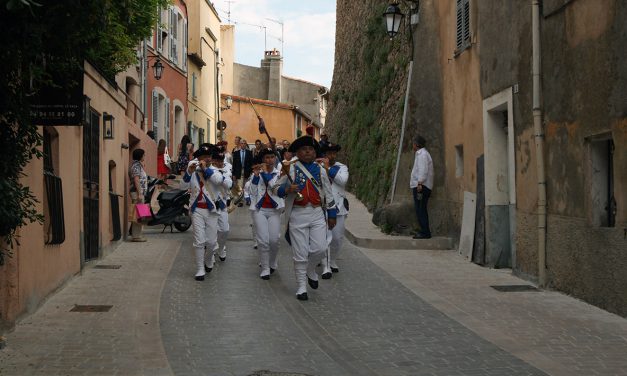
[{"x1": 409, "y1": 135, "x2": 434, "y2": 239}]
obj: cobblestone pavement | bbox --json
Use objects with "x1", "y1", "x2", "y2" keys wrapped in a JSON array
[
  {"x1": 1, "y1": 207, "x2": 626, "y2": 376},
  {"x1": 159, "y1": 211, "x2": 545, "y2": 376}
]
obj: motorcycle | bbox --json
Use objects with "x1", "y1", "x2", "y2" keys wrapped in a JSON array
[{"x1": 143, "y1": 175, "x2": 192, "y2": 233}]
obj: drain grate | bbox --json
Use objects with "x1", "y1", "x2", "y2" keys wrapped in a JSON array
[
  {"x1": 248, "y1": 372, "x2": 314, "y2": 376},
  {"x1": 94, "y1": 264, "x2": 122, "y2": 269},
  {"x1": 491, "y1": 285, "x2": 539, "y2": 292},
  {"x1": 70, "y1": 305, "x2": 113, "y2": 312}
]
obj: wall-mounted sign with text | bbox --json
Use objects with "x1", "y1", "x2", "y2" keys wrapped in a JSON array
[{"x1": 30, "y1": 66, "x2": 84, "y2": 126}]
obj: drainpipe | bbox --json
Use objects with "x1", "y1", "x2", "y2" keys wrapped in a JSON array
[
  {"x1": 390, "y1": 60, "x2": 413, "y2": 203},
  {"x1": 532, "y1": 0, "x2": 547, "y2": 287}
]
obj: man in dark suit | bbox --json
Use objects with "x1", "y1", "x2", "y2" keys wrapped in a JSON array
[{"x1": 232, "y1": 139, "x2": 253, "y2": 205}]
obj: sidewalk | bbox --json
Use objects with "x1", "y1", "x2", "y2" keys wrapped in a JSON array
[
  {"x1": 342, "y1": 192, "x2": 627, "y2": 376},
  {"x1": 0, "y1": 232, "x2": 180, "y2": 375}
]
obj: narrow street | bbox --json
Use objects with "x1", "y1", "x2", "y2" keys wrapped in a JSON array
[{"x1": 1, "y1": 194, "x2": 626, "y2": 376}]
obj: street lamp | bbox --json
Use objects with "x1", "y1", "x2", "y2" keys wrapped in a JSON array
[
  {"x1": 383, "y1": 2, "x2": 404, "y2": 39},
  {"x1": 152, "y1": 58, "x2": 164, "y2": 80}
]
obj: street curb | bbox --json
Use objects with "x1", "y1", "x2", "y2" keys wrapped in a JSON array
[
  {"x1": 344, "y1": 228, "x2": 453, "y2": 250},
  {"x1": 342, "y1": 191, "x2": 454, "y2": 250}
]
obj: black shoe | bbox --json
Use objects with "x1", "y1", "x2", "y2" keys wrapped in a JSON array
[
  {"x1": 270, "y1": 268, "x2": 275, "y2": 274},
  {"x1": 254, "y1": 245, "x2": 258, "y2": 249},
  {"x1": 204, "y1": 264, "x2": 212, "y2": 273},
  {"x1": 297, "y1": 292, "x2": 308, "y2": 301},
  {"x1": 195, "y1": 275, "x2": 205, "y2": 281},
  {"x1": 219, "y1": 256, "x2": 226, "y2": 261},
  {"x1": 321, "y1": 272, "x2": 332, "y2": 280},
  {"x1": 308, "y1": 277, "x2": 319, "y2": 289},
  {"x1": 331, "y1": 267, "x2": 339, "y2": 273},
  {"x1": 261, "y1": 275, "x2": 270, "y2": 280},
  {"x1": 412, "y1": 233, "x2": 432, "y2": 239}
]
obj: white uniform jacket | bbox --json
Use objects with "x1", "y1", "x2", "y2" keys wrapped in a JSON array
[
  {"x1": 328, "y1": 162, "x2": 349, "y2": 216},
  {"x1": 215, "y1": 164, "x2": 233, "y2": 208},
  {"x1": 273, "y1": 161, "x2": 337, "y2": 226},
  {"x1": 249, "y1": 168, "x2": 285, "y2": 211},
  {"x1": 180, "y1": 159, "x2": 226, "y2": 213}
]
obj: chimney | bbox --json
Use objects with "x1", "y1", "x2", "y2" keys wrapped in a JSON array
[{"x1": 262, "y1": 49, "x2": 282, "y2": 102}]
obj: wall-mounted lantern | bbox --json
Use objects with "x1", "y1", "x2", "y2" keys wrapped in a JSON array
[
  {"x1": 220, "y1": 95, "x2": 233, "y2": 111},
  {"x1": 152, "y1": 58, "x2": 164, "y2": 80},
  {"x1": 103, "y1": 113, "x2": 114, "y2": 139}
]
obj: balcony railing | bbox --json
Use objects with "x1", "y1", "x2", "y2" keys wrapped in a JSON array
[{"x1": 125, "y1": 95, "x2": 145, "y2": 130}]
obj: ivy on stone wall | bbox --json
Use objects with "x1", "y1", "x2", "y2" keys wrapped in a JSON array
[{"x1": 326, "y1": 2, "x2": 409, "y2": 210}]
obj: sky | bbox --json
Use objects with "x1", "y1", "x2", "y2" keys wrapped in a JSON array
[{"x1": 213, "y1": 0, "x2": 336, "y2": 88}]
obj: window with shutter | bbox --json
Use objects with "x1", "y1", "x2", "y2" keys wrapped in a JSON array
[
  {"x1": 152, "y1": 90, "x2": 159, "y2": 139},
  {"x1": 192, "y1": 73, "x2": 197, "y2": 99},
  {"x1": 455, "y1": 0, "x2": 471, "y2": 53}
]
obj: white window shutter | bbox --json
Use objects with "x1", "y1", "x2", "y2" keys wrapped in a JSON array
[
  {"x1": 157, "y1": 8, "x2": 163, "y2": 52},
  {"x1": 183, "y1": 20, "x2": 187, "y2": 70},
  {"x1": 169, "y1": 7, "x2": 174, "y2": 61},
  {"x1": 152, "y1": 90, "x2": 159, "y2": 140},
  {"x1": 165, "y1": 97, "x2": 171, "y2": 147}
]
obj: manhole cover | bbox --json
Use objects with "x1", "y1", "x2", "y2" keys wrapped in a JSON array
[
  {"x1": 94, "y1": 265, "x2": 122, "y2": 269},
  {"x1": 70, "y1": 305, "x2": 113, "y2": 312},
  {"x1": 491, "y1": 285, "x2": 538, "y2": 292}
]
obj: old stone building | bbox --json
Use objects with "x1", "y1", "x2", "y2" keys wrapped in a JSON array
[{"x1": 326, "y1": 0, "x2": 626, "y2": 316}]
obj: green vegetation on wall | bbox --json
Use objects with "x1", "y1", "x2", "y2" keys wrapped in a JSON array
[
  {"x1": 0, "y1": 0, "x2": 170, "y2": 264},
  {"x1": 326, "y1": 2, "x2": 410, "y2": 210}
]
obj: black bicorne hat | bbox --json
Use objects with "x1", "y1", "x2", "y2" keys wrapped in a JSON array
[
  {"x1": 321, "y1": 142, "x2": 341, "y2": 153},
  {"x1": 257, "y1": 148, "x2": 277, "y2": 159},
  {"x1": 193, "y1": 143, "x2": 214, "y2": 158},
  {"x1": 287, "y1": 135, "x2": 320, "y2": 154}
]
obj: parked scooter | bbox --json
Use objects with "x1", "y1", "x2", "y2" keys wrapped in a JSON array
[{"x1": 143, "y1": 175, "x2": 191, "y2": 232}]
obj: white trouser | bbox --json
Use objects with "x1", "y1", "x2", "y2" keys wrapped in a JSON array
[
  {"x1": 253, "y1": 208, "x2": 281, "y2": 276},
  {"x1": 216, "y1": 210, "x2": 229, "y2": 257},
  {"x1": 192, "y1": 209, "x2": 219, "y2": 277},
  {"x1": 249, "y1": 209, "x2": 258, "y2": 247},
  {"x1": 289, "y1": 206, "x2": 327, "y2": 294},
  {"x1": 322, "y1": 215, "x2": 346, "y2": 272}
]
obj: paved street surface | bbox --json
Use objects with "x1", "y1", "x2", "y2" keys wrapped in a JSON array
[{"x1": 1, "y1": 197, "x2": 627, "y2": 375}]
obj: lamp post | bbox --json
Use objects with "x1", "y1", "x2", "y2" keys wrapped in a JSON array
[{"x1": 385, "y1": 0, "x2": 420, "y2": 204}]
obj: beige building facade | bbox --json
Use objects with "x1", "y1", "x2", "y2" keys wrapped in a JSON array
[
  {"x1": 0, "y1": 61, "x2": 156, "y2": 331},
  {"x1": 186, "y1": 0, "x2": 222, "y2": 144}
]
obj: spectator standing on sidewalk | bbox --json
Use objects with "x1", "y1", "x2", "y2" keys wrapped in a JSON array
[
  {"x1": 409, "y1": 135, "x2": 434, "y2": 239},
  {"x1": 128, "y1": 148, "x2": 148, "y2": 242}
]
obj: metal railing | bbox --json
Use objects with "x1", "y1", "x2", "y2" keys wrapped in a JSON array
[{"x1": 125, "y1": 95, "x2": 145, "y2": 130}]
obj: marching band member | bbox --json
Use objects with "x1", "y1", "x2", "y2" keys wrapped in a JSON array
[
  {"x1": 212, "y1": 147, "x2": 233, "y2": 262},
  {"x1": 250, "y1": 148, "x2": 284, "y2": 280},
  {"x1": 179, "y1": 143, "x2": 225, "y2": 281},
  {"x1": 320, "y1": 143, "x2": 349, "y2": 279},
  {"x1": 243, "y1": 176, "x2": 258, "y2": 250},
  {"x1": 274, "y1": 136, "x2": 337, "y2": 300}
]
